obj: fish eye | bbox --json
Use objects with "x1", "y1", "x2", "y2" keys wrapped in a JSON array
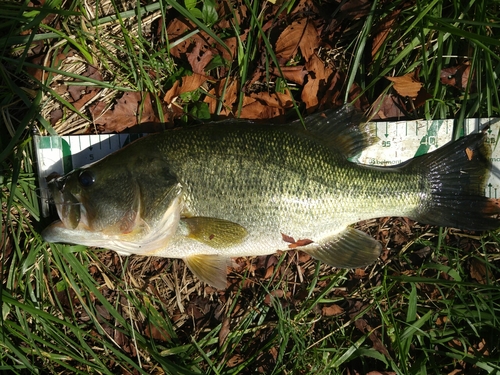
[{"x1": 78, "y1": 170, "x2": 95, "y2": 187}]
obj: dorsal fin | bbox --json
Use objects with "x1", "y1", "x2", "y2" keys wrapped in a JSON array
[{"x1": 297, "y1": 105, "x2": 378, "y2": 159}]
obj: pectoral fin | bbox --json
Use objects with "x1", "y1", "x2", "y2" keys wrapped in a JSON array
[
  {"x1": 181, "y1": 217, "x2": 248, "y2": 249},
  {"x1": 300, "y1": 227, "x2": 382, "y2": 268},
  {"x1": 184, "y1": 255, "x2": 230, "y2": 289}
]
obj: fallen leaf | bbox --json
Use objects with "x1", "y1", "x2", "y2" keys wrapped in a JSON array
[
  {"x1": 216, "y1": 0, "x2": 248, "y2": 29},
  {"x1": 49, "y1": 108, "x2": 63, "y2": 125},
  {"x1": 68, "y1": 65, "x2": 102, "y2": 101},
  {"x1": 370, "y1": 93, "x2": 407, "y2": 120},
  {"x1": 239, "y1": 96, "x2": 285, "y2": 119},
  {"x1": 413, "y1": 85, "x2": 433, "y2": 108},
  {"x1": 227, "y1": 354, "x2": 245, "y2": 368},
  {"x1": 340, "y1": 0, "x2": 371, "y2": 19},
  {"x1": 372, "y1": 9, "x2": 401, "y2": 58},
  {"x1": 166, "y1": 17, "x2": 215, "y2": 58},
  {"x1": 440, "y1": 63, "x2": 475, "y2": 91},
  {"x1": 249, "y1": 91, "x2": 293, "y2": 108},
  {"x1": 218, "y1": 36, "x2": 237, "y2": 62},
  {"x1": 27, "y1": 50, "x2": 74, "y2": 82},
  {"x1": 386, "y1": 71, "x2": 423, "y2": 99},
  {"x1": 291, "y1": 0, "x2": 319, "y2": 16},
  {"x1": 264, "y1": 290, "x2": 285, "y2": 305},
  {"x1": 114, "y1": 329, "x2": 137, "y2": 356},
  {"x1": 317, "y1": 70, "x2": 345, "y2": 108},
  {"x1": 90, "y1": 92, "x2": 159, "y2": 133},
  {"x1": 276, "y1": 18, "x2": 319, "y2": 63},
  {"x1": 219, "y1": 316, "x2": 230, "y2": 347},
  {"x1": 469, "y1": 258, "x2": 489, "y2": 284},
  {"x1": 204, "y1": 78, "x2": 239, "y2": 115},
  {"x1": 187, "y1": 41, "x2": 214, "y2": 74},
  {"x1": 302, "y1": 54, "x2": 333, "y2": 110},
  {"x1": 281, "y1": 233, "x2": 295, "y2": 244},
  {"x1": 144, "y1": 325, "x2": 171, "y2": 342},
  {"x1": 436, "y1": 316, "x2": 448, "y2": 326},
  {"x1": 288, "y1": 238, "x2": 314, "y2": 249},
  {"x1": 321, "y1": 304, "x2": 344, "y2": 316},
  {"x1": 465, "y1": 147, "x2": 474, "y2": 161},
  {"x1": 297, "y1": 251, "x2": 311, "y2": 263},
  {"x1": 264, "y1": 265, "x2": 275, "y2": 279},
  {"x1": 164, "y1": 73, "x2": 210, "y2": 104},
  {"x1": 355, "y1": 318, "x2": 390, "y2": 358},
  {"x1": 471, "y1": 338, "x2": 490, "y2": 355},
  {"x1": 272, "y1": 66, "x2": 307, "y2": 85}
]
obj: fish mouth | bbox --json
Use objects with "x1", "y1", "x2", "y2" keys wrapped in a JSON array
[{"x1": 47, "y1": 176, "x2": 82, "y2": 230}]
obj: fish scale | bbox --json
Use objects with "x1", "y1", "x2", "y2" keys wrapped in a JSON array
[{"x1": 122, "y1": 123, "x2": 425, "y2": 251}]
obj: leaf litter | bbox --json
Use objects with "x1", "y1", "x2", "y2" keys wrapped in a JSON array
[{"x1": 9, "y1": 0, "x2": 500, "y2": 373}]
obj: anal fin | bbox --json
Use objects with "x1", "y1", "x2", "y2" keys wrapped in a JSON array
[
  {"x1": 300, "y1": 227, "x2": 382, "y2": 268},
  {"x1": 184, "y1": 254, "x2": 230, "y2": 289}
]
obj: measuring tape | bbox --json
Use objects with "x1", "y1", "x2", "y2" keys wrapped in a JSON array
[{"x1": 35, "y1": 118, "x2": 500, "y2": 217}]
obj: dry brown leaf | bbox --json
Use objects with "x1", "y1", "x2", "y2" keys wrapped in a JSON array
[
  {"x1": 264, "y1": 290, "x2": 285, "y2": 305},
  {"x1": 187, "y1": 41, "x2": 214, "y2": 74},
  {"x1": 355, "y1": 318, "x2": 390, "y2": 357},
  {"x1": 291, "y1": 0, "x2": 319, "y2": 15},
  {"x1": 166, "y1": 17, "x2": 214, "y2": 58},
  {"x1": 72, "y1": 91, "x2": 99, "y2": 112},
  {"x1": 469, "y1": 258, "x2": 489, "y2": 284},
  {"x1": 340, "y1": 0, "x2": 371, "y2": 19},
  {"x1": 216, "y1": 0, "x2": 248, "y2": 29},
  {"x1": 386, "y1": 71, "x2": 423, "y2": 99},
  {"x1": 90, "y1": 92, "x2": 159, "y2": 133},
  {"x1": 276, "y1": 18, "x2": 319, "y2": 63},
  {"x1": 144, "y1": 325, "x2": 171, "y2": 342},
  {"x1": 465, "y1": 147, "x2": 474, "y2": 161},
  {"x1": 471, "y1": 338, "x2": 490, "y2": 355},
  {"x1": 436, "y1": 316, "x2": 448, "y2": 326},
  {"x1": 321, "y1": 304, "x2": 344, "y2": 316},
  {"x1": 219, "y1": 316, "x2": 231, "y2": 347},
  {"x1": 217, "y1": 36, "x2": 238, "y2": 62},
  {"x1": 281, "y1": 233, "x2": 295, "y2": 244},
  {"x1": 302, "y1": 54, "x2": 333, "y2": 110},
  {"x1": 249, "y1": 91, "x2": 293, "y2": 109},
  {"x1": 49, "y1": 108, "x2": 63, "y2": 125},
  {"x1": 272, "y1": 66, "x2": 307, "y2": 85},
  {"x1": 204, "y1": 78, "x2": 239, "y2": 115},
  {"x1": 297, "y1": 251, "x2": 311, "y2": 263},
  {"x1": 318, "y1": 70, "x2": 345, "y2": 108},
  {"x1": 370, "y1": 93, "x2": 406, "y2": 120},
  {"x1": 164, "y1": 73, "x2": 210, "y2": 104},
  {"x1": 264, "y1": 265, "x2": 275, "y2": 279},
  {"x1": 440, "y1": 64, "x2": 475, "y2": 91},
  {"x1": 27, "y1": 51, "x2": 74, "y2": 82},
  {"x1": 372, "y1": 9, "x2": 401, "y2": 58},
  {"x1": 239, "y1": 96, "x2": 285, "y2": 119},
  {"x1": 288, "y1": 238, "x2": 314, "y2": 249},
  {"x1": 227, "y1": 354, "x2": 245, "y2": 368},
  {"x1": 68, "y1": 65, "x2": 102, "y2": 101},
  {"x1": 114, "y1": 329, "x2": 137, "y2": 356}
]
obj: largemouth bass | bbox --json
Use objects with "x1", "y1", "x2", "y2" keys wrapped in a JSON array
[{"x1": 42, "y1": 106, "x2": 500, "y2": 288}]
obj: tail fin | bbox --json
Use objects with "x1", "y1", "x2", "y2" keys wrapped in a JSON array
[{"x1": 410, "y1": 132, "x2": 500, "y2": 231}]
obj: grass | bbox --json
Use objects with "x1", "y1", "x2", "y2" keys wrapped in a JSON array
[{"x1": 2, "y1": 0, "x2": 500, "y2": 374}]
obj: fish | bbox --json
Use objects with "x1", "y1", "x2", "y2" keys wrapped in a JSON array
[{"x1": 42, "y1": 105, "x2": 500, "y2": 289}]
